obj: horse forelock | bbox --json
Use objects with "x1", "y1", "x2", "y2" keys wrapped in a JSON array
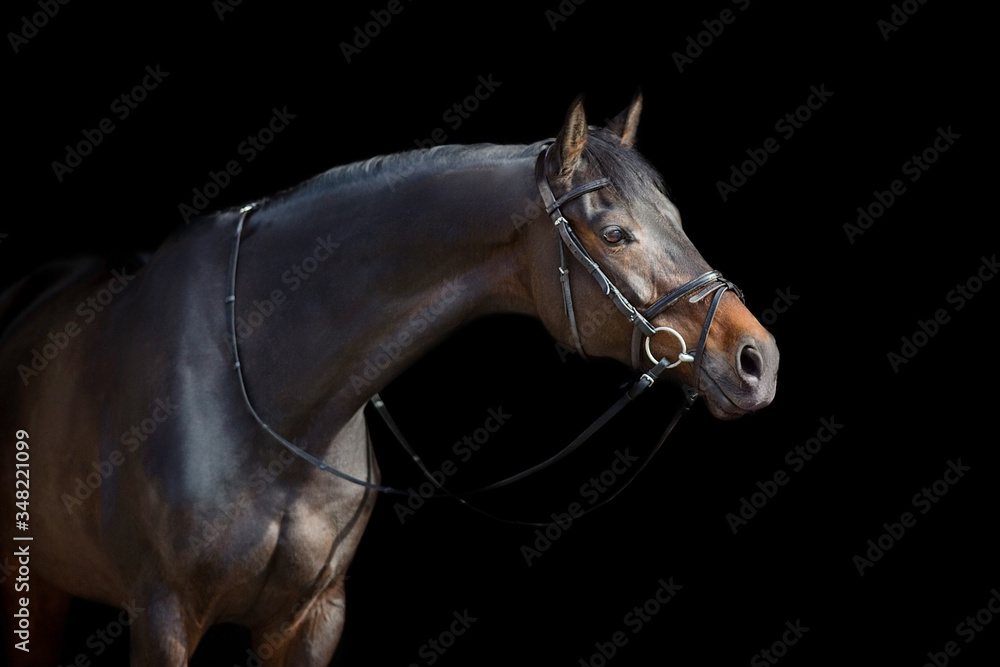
[{"x1": 579, "y1": 127, "x2": 669, "y2": 211}]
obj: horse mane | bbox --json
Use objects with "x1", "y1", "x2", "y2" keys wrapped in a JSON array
[
  {"x1": 265, "y1": 141, "x2": 546, "y2": 204},
  {"x1": 579, "y1": 127, "x2": 669, "y2": 207},
  {"x1": 262, "y1": 127, "x2": 667, "y2": 210}
]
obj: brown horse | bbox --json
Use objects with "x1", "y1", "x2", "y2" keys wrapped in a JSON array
[{"x1": 0, "y1": 94, "x2": 777, "y2": 665}]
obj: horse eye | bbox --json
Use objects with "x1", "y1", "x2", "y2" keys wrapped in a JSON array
[{"x1": 602, "y1": 227, "x2": 626, "y2": 245}]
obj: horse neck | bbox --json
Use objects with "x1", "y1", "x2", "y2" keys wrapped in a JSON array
[{"x1": 234, "y1": 149, "x2": 540, "y2": 443}]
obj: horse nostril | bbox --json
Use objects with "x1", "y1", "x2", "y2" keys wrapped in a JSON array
[{"x1": 738, "y1": 344, "x2": 763, "y2": 382}]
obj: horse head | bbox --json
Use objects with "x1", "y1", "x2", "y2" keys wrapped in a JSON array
[{"x1": 525, "y1": 94, "x2": 778, "y2": 419}]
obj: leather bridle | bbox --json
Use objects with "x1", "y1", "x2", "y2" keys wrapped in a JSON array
[
  {"x1": 535, "y1": 142, "x2": 744, "y2": 402},
  {"x1": 225, "y1": 143, "x2": 747, "y2": 526}
]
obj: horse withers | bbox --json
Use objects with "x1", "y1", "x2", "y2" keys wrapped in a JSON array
[{"x1": 0, "y1": 93, "x2": 777, "y2": 665}]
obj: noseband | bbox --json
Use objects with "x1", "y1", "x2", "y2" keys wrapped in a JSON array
[
  {"x1": 225, "y1": 143, "x2": 749, "y2": 526},
  {"x1": 535, "y1": 143, "x2": 744, "y2": 403}
]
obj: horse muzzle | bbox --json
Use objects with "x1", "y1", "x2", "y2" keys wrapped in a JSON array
[{"x1": 697, "y1": 329, "x2": 779, "y2": 420}]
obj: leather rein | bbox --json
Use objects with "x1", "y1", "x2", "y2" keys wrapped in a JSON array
[{"x1": 225, "y1": 144, "x2": 744, "y2": 526}]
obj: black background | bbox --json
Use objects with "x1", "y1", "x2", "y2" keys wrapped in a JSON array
[{"x1": 4, "y1": 0, "x2": 997, "y2": 665}]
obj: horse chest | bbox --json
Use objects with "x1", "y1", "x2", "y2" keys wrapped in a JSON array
[{"x1": 213, "y1": 487, "x2": 373, "y2": 623}]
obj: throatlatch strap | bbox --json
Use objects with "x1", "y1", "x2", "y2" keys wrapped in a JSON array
[{"x1": 558, "y1": 240, "x2": 587, "y2": 359}]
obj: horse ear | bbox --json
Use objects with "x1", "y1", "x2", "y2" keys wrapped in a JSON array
[
  {"x1": 552, "y1": 95, "x2": 588, "y2": 180},
  {"x1": 607, "y1": 90, "x2": 643, "y2": 147}
]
